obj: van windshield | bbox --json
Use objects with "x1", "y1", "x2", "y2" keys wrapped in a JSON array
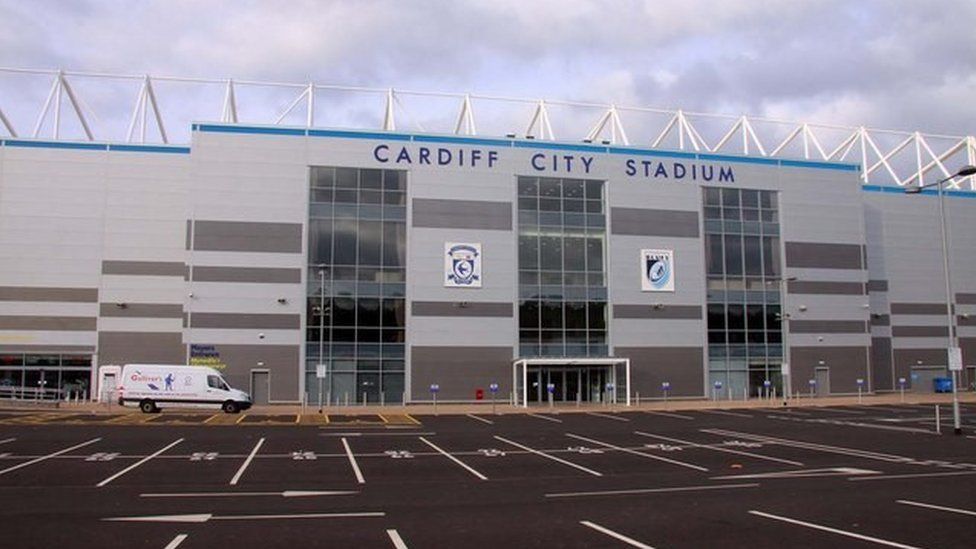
[{"x1": 207, "y1": 375, "x2": 230, "y2": 391}]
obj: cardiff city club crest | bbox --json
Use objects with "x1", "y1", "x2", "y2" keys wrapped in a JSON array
[
  {"x1": 444, "y1": 243, "x2": 482, "y2": 287},
  {"x1": 641, "y1": 249, "x2": 674, "y2": 292}
]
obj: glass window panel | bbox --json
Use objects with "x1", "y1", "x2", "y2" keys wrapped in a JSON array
[
  {"x1": 359, "y1": 190, "x2": 382, "y2": 205},
  {"x1": 587, "y1": 302, "x2": 606, "y2": 330},
  {"x1": 333, "y1": 297, "x2": 356, "y2": 326},
  {"x1": 540, "y1": 178, "x2": 561, "y2": 197},
  {"x1": 743, "y1": 236, "x2": 762, "y2": 276},
  {"x1": 565, "y1": 330, "x2": 587, "y2": 344},
  {"x1": 382, "y1": 360, "x2": 405, "y2": 372},
  {"x1": 586, "y1": 237, "x2": 603, "y2": 272},
  {"x1": 747, "y1": 332, "x2": 765, "y2": 344},
  {"x1": 357, "y1": 329, "x2": 380, "y2": 342},
  {"x1": 310, "y1": 188, "x2": 333, "y2": 203},
  {"x1": 563, "y1": 272, "x2": 587, "y2": 286},
  {"x1": 357, "y1": 221, "x2": 382, "y2": 266},
  {"x1": 381, "y1": 299, "x2": 405, "y2": 328},
  {"x1": 383, "y1": 170, "x2": 405, "y2": 190},
  {"x1": 723, "y1": 207, "x2": 741, "y2": 220},
  {"x1": 763, "y1": 236, "x2": 780, "y2": 277},
  {"x1": 724, "y1": 234, "x2": 743, "y2": 275},
  {"x1": 312, "y1": 166, "x2": 335, "y2": 188},
  {"x1": 563, "y1": 199, "x2": 584, "y2": 213},
  {"x1": 707, "y1": 304, "x2": 725, "y2": 330},
  {"x1": 360, "y1": 169, "x2": 382, "y2": 189},
  {"x1": 540, "y1": 330, "x2": 564, "y2": 344},
  {"x1": 727, "y1": 304, "x2": 745, "y2": 330},
  {"x1": 541, "y1": 301, "x2": 564, "y2": 329},
  {"x1": 703, "y1": 187, "x2": 721, "y2": 205},
  {"x1": 333, "y1": 220, "x2": 357, "y2": 264},
  {"x1": 382, "y1": 222, "x2": 405, "y2": 267},
  {"x1": 585, "y1": 200, "x2": 603, "y2": 214},
  {"x1": 540, "y1": 236, "x2": 562, "y2": 271},
  {"x1": 761, "y1": 209, "x2": 777, "y2": 222},
  {"x1": 706, "y1": 234, "x2": 723, "y2": 275},
  {"x1": 708, "y1": 331, "x2": 726, "y2": 344},
  {"x1": 25, "y1": 355, "x2": 58, "y2": 367},
  {"x1": 332, "y1": 328, "x2": 356, "y2": 342},
  {"x1": 564, "y1": 301, "x2": 586, "y2": 329},
  {"x1": 519, "y1": 236, "x2": 539, "y2": 269},
  {"x1": 336, "y1": 168, "x2": 358, "y2": 188},
  {"x1": 742, "y1": 208, "x2": 759, "y2": 221},
  {"x1": 563, "y1": 179, "x2": 584, "y2": 198},
  {"x1": 747, "y1": 304, "x2": 765, "y2": 331},
  {"x1": 722, "y1": 188, "x2": 740, "y2": 207},
  {"x1": 518, "y1": 177, "x2": 538, "y2": 196},
  {"x1": 704, "y1": 206, "x2": 721, "y2": 219},
  {"x1": 518, "y1": 197, "x2": 538, "y2": 211},
  {"x1": 519, "y1": 271, "x2": 539, "y2": 285},
  {"x1": 728, "y1": 331, "x2": 746, "y2": 343},
  {"x1": 760, "y1": 190, "x2": 777, "y2": 209},
  {"x1": 539, "y1": 198, "x2": 561, "y2": 212},
  {"x1": 520, "y1": 300, "x2": 540, "y2": 329},
  {"x1": 383, "y1": 191, "x2": 406, "y2": 205},
  {"x1": 357, "y1": 298, "x2": 381, "y2": 327},
  {"x1": 563, "y1": 237, "x2": 586, "y2": 271},
  {"x1": 766, "y1": 305, "x2": 782, "y2": 331},
  {"x1": 585, "y1": 181, "x2": 603, "y2": 200},
  {"x1": 741, "y1": 189, "x2": 759, "y2": 208},
  {"x1": 587, "y1": 273, "x2": 604, "y2": 286},
  {"x1": 382, "y1": 329, "x2": 405, "y2": 343}
]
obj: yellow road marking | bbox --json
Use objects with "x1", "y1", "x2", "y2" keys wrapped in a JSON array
[
  {"x1": 235, "y1": 414, "x2": 247, "y2": 424},
  {"x1": 203, "y1": 413, "x2": 220, "y2": 424}
]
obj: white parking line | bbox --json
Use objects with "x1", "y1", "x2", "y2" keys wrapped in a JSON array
[
  {"x1": 644, "y1": 411, "x2": 694, "y2": 420},
  {"x1": 0, "y1": 438, "x2": 15, "y2": 445},
  {"x1": 897, "y1": 499, "x2": 976, "y2": 517},
  {"x1": 465, "y1": 414, "x2": 494, "y2": 425},
  {"x1": 811, "y1": 407, "x2": 865, "y2": 415},
  {"x1": 0, "y1": 437, "x2": 101, "y2": 477},
  {"x1": 527, "y1": 413, "x2": 562, "y2": 423},
  {"x1": 765, "y1": 409, "x2": 812, "y2": 416},
  {"x1": 494, "y1": 435, "x2": 602, "y2": 476},
  {"x1": 635, "y1": 431, "x2": 804, "y2": 466},
  {"x1": 163, "y1": 534, "x2": 188, "y2": 549},
  {"x1": 566, "y1": 433, "x2": 708, "y2": 472},
  {"x1": 749, "y1": 510, "x2": 923, "y2": 549},
  {"x1": 342, "y1": 437, "x2": 365, "y2": 484},
  {"x1": 586, "y1": 412, "x2": 630, "y2": 422},
  {"x1": 700, "y1": 409, "x2": 753, "y2": 418},
  {"x1": 387, "y1": 529, "x2": 409, "y2": 549},
  {"x1": 97, "y1": 438, "x2": 184, "y2": 487},
  {"x1": 547, "y1": 483, "x2": 759, "y2": 499},
  {"x1": 229, "y1": 438, "x2": 264, "y2": 486},
  {"x1": 850, "y1": 471, "x2": 976, "y2": 482},
  {"x1": 702, "y1": 428, "x2": 912, "y2": 464},
  {"x1": 580, "y1": 521, "x2": 655, "y2": 548},
  {"x1": 419, "y1": 437, "x2": 487, "y2": 480}
]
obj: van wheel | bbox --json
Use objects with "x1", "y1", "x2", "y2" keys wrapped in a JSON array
[
  {"x1": 222, "y1": 401, "x2": 239, "y2": 414},
  {"x1": 139, "y1": 399, "x2": 157, "y2": 414}
]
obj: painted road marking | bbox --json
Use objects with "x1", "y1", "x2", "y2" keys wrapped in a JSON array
[
  {"x1": 342, "y1": 437, "x2": 365, "y2": 484},
  {"x1": 141, "y1": 490, "x2": 357, "y2": 498},
  {"x1": 702, "y1": 428, "x2": 914, "y2": 464},
  {"x1": 419, "y1": 436, "x2": 487, "y2": 480},
  {"x1": 851, "y1": 471, "x2": 976, "y2": 482},
  {"x1": 229, "y1": 437, "x2": 264, "y2": 486},
  {"x1": 897, "y1": 499, "x2": 976, "y2": 517},
  {"x1": 321, "y1": 432, "x2": 437, "y2": 437},
  {"x1": 0, "y1": 438, "x2": 15, "y2": 445},
  {"x1": 387, "y1": 529, "x2": 409, "y2": 549},
  {"x1": 104, "y1": 512, "x2": 386, "y2": 523},
  {"x1": 494, "y1": 435, "x2": 602, "y2": 477},
  {"x1": 527, "y1": 413, "x2": 562, "y2": 423},
  {"x1": 644, "y1": 411, "x2": 694, "y2": 420},
  {"x1": 586, "y1": 412, "x2": 630, "y2": 422},
  {"x1": 635, "y1": 431, "x2": 804, "y2": 466},
  {"x1": 580, "y1": 521, "x2": 655, "y2": 549},
  {"x1": 97, "y1": 438, "x2": 184, "y2": 487},
  {"x1": 546, "y1": 483, "x2": 759, "y2": 499},
  {"x1": 0, "y1": 438, "x2": 101, "y2": 477},
  {"x1": 714, "y1": 467, "x2": 880, "y2": 480},
  {"x1": 700, "y1": 409, "x2": 753, "y2": 418},
  {"x1": 163, "y1": 534, "x2": 188, "y2": 549},
  {"x1": 765, "y1": 409, "x2": 812, "y2": 416},
  {"x1": 566, "y1": 433, "x2": 708, "y2": 472},
  {"x1": 749, "y1": 510, "x2": 923, "y2": 549},
  {"x1": 465, "y1": 414, "x2": 494, "y2": 425},
  {"x1": 811, "y1": 407, "x2": 866, "y2": 415}
]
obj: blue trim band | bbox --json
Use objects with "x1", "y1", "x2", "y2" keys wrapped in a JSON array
[
  {"x1": 4, "y1": 140, "x2": 107, "y2": 151},
  {"x1": 412, "y1": 134, "x2": 513, "y2": 147},
  {"x1": 196, "y1": 124, "x2": 305, "y2": 136},
  {"x1": 108, "y1": 144, "x2": 191, "y2": 154},
  {"x1": 781, "y1": 159, "x2": 860, "y2": 172},
  {"x1": 513, "y1": 140, "x2": 608, "y2": 153},
  {"x1": 699, "y1": 153, "x2": 779, "y2": 166},
  {"x1": 861, "y1": 185, "x2": 976, "y2": 198},
  {"x1": 309, "y1": 129, "x2": 411, "y2": 141}
]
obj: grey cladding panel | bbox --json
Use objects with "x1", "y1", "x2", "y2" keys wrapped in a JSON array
[
  {"x1": 98, "y1": 332, "x2": 184, "y2": 365},
  {"x1": 411, "y1": 346, "x2": 514, "y2": 400},
  {"x1": 957, "y1": 293, "x2": 976, "y2": 305},
  {"x1": 891, "y1": 303, "x2": 949, "y2": 315},
  {"x1": 788, "y1": 281, "x2": 865, "y2": 295},
  {"x1": 193, "y1": 266, "x2": 302, "y2": 284},
  {"x1": 892, "y1": 325, "x2": 949, "y2": 338},
  {"x1": 193, "y1": 220, "x2": 303, "y2": 253},
  {"x1": 0, "y1": 316, "x2": 96, "y2": 331},
  {"x1": 0, "y1": 287, "x2": 98, "y2": 303},
  {"x1": 610, "y1": 207, "x2": 700, "y2": 237},
  {"x1": 411, "y1": 301, "x2": 513, "y2": 317},
  {"x1": 867, "y1": 280, "x2": 889, "y2": 293},
  {"x1": 613, "y1": 346, "x2": 703, "y2": 397},
  {"x1": 412, "y1": 199, "x2": 512, "y2": 231},
  {"x1": 102, "y1": 260, "x2": 186, "y2": 277},
  {"x1": 790, "y1": 346, "x2": 868, "y2": 393},
  {"x1": 190, "y1": 313, "x2": 300, "y2": 330},
  {"x1": 99, "y1": 303, "x2": 183, "y2": 318},
  {"x1": 785, "y1": 242, "x2": 863, "y2": 270},
  {"x1": 613, "y1": 305, "x2": 702, "y2": 319},
  {"x1": 790, "y1": 320, "x2": 867, "y2": 334}
]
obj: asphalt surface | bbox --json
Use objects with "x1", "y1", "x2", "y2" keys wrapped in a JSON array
[{"x1": 1, "y1": 403, "x2": 975, "y2": 548}]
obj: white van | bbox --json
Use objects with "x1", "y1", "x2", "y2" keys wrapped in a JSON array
[{"x1": 118, "y1": 364, "x2": 252, "y2": 413}]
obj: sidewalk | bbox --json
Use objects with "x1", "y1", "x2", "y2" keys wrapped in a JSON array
[{"x1": 3, "y1": 391, "x2": 973, "y2": 416}]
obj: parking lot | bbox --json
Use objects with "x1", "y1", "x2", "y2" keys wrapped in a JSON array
[{"x1": 1, "y1": 403, "x2": 975, "y2": 548}]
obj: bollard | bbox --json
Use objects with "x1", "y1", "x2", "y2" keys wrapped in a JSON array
[
  {"x1": 362, "y1": 391, "x2": 367, "y2": 406},
  {"x1": 344, "y1": 392, "x2": 349, "y2": 407},
  {"x1": 935, "y1": 405, "x2": 941, "y2": 434},
  {"x1": 430, "y1": 384, "x2": 440, "y2": 416},
  {"x1": 898, "y1": 378, "x2": 906, "y2": 402},
  {"x1": 856, "y1": 378, "x2": 864, "y2": 404}
]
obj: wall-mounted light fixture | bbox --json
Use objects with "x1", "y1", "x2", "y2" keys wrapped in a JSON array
[
  {"x1": 277, "y1": 298, "x2": 287, "y2": 304},
  {"x1": 115, "y1": 302, "x2": 127, "y2": 309}
]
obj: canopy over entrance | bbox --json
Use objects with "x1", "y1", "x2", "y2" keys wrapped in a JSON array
[{"x1": 513, "y1": 358, "x2": 630, "y2": 407}]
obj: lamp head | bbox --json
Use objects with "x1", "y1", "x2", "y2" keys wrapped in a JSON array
[
  {"x1": 904, "y1": 185, "x2": 922, "y2": 194},
  {"x1": 957, "y1": 165, "x2": 976, "y2": 177}
]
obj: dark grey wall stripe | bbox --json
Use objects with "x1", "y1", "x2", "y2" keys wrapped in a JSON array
[
  {"x1": 193, "y1": 220, "x2": 303, "y2": 253},
  {"x1": 784, "y1": 242, "x2": 864, "y2": 270},
  {"x1": 412, "y1": 198, "x2": 512, "y2": 231},
  {"x1": 0, "y1": 344, "x2": 96, "y2": 353},
  {"x1": 190, "y1": 312, "x2": 300, "y2": 329},
  {"x1": 890, "y1": 303, "x2": 951, "y2": 315},
  {"x1": 789, "y1": 320, "x2": 868, "y2": 334},
  {"x1": 185, "y1": 220, "x2": 193, "y2": 251},
  {"x1": 959, "y1": 315, "x2": 975, "y2": 326},
  {"x1": 98, "y1": 332, "x2": 184, "y2": 365},
  {"x1": 99, "y1": 303, "x2": 184, "y2": 319},
  {"x1": 787, "y1": 280, "x2": 865, "y2": 295},
  {"x1": 0, "y1": 316, "x2": 96, "y2": 331},
  {"x1": 102, "y1": 260, "x2": 186, "y2": 277},
  {"x1": 412, "y1": 301, "x2": 513, "y2": 317},
  {"x1": 609, "y1": 207, "x2": 700, "y2": 237},
  {"x1": 870, "y1": 314, "x2": 890, "y2": 326},
  {"x1": 613, "y1": 304, "x2": 702, "y2": 319},
  {"x1": 0, "y1": 287, "x2": 98, "y2": 303},
  {"x1": 867, "y1": 280, "x2": 888, "y2": 292},
  {"x1": 193, "y1": 266, "x2": 303, "y2": 284},
  {"x1": 892, "y1": 325, "x2": 949, "y2": 338},
  {"x1": 957, "y1": 293, "x2": 976, "y2": 305}
]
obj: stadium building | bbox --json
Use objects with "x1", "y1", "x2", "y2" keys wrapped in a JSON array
[{"x1": 0, "y1": 70, "x2": 975, "y2": 405}]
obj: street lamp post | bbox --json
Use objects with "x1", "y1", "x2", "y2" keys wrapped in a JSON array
[
  {"x1": 905, "y1": 164, "x2": 976, "y2": 436},
  {"x1": 768, "y1": 276, "x2": 798, "y2": 405}
]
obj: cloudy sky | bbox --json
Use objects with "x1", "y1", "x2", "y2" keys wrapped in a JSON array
[{"x1": 1, "y1": 0, "x2": 975, "y2": 146}]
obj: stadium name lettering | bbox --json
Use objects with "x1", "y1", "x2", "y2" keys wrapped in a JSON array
[
  {"x1": 624, "y1": 159, "x2": 734, "y2": 182},
  {"x1": 373, "y1": 144, "x2": 499, "y2": 168}
]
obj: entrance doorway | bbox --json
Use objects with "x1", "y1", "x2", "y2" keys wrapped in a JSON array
[
  {"x1": 513, "y1": 358, "x2": 631, "y2": 407},
  {"x1": 250, "y1": 370, "x2": 270, "y2": 405}
]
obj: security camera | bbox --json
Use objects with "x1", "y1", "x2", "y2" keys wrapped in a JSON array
[
  {"x1": 188, "y1": 292, "x2": 194, "y2": 298},
  {"x1": 258, "y1": 333, "x2": 265, "y2": 339},
  {"x1": 277, "y1": 297, "x2": 287, "y2": 304}
]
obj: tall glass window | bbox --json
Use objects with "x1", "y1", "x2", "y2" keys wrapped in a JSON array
[
  {"x1": 518, "y1": 177, "x2": 607, "y2": 357},
  {"x1": 307, "y1": 167, "x2": 406, "y2": 404},
  {"x1": 703, "y1": 187, "x2": 783, "y2": 398}
]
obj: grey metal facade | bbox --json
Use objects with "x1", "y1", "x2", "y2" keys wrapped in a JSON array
[{"x1": 1, "y1": 124, "x2": 974, "y2": 403}]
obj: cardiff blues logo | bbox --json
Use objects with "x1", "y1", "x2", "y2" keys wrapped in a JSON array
[
  {"x1": 641, "y1": 249, "x2": 674, "y2": 292},
  {"x1": 445, "y1": 243, "x2": 482, "y2": 287}
]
